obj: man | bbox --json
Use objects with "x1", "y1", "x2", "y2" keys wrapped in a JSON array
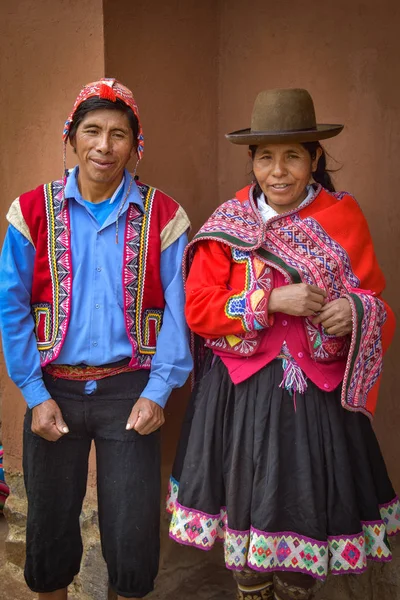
[{"x1": 0, "y1": 78, "x2": 192, "y2": 599}]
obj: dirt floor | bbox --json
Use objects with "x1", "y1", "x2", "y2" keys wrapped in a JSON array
[
  {"x1": 0, "y1": 514, "x2": 236, "y2": 600},
  {"x1": 0, "y1": 515, "x2": 36, "y2": 600},
  {"x1": 2, "y1": 513, "x2": 399, "y2": 600}
]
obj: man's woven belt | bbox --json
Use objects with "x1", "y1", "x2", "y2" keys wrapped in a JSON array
[{"x1": 44, "y1": 360, "x2": 134, "y2": 381}]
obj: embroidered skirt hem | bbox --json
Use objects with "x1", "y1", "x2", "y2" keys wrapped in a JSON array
[
  {"x1": 168, "y1": 357, "x2": 399, "y2": 580},
  {"x1": 168, "y1": 484, "x2": 399, "y2": 580}
]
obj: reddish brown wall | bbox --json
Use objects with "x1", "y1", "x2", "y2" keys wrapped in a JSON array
[
  {"x1": 103, "y1": 0, "x2": 220, "y2": 468},
  {"x1": 0, "y1": 0, "x2": 105, "y2": 473},
  {"x1": 217, "y1": 0, "x2": 400, "y2": 489},
  {"x1": 105, "y1": 0, "x2": 400, "y2": 491},
  {"x1": 103, "y1": 0, "x2": 220, "y2": 234}
]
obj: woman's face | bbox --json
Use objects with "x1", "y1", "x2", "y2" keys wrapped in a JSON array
[{"x1": 252, "y1": 143, "x2": 322, "y2": 214}]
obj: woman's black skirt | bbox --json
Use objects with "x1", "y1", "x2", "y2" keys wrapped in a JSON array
[{"x1": 167, "y1": 356, "x2": 399, "y2": 581}]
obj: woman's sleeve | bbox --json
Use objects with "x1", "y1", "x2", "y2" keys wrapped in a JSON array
[
  {"x1": 334, "y1": 195, "x2": 396, "y2": 415},
  {"x1": 185, "y1": 240, "x2": 273, "y2": 338}
]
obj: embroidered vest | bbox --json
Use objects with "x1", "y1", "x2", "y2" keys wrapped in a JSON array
[{"x1": 17, "y1": 178, "x2": 186, "y2": 368}]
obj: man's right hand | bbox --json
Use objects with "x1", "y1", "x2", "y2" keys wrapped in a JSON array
[
  {"x1": 31, "y1": 399, "x2": 69, "y2": 442},
  {"x1": 268, "y1": 283, "x2": 327, "y2": 317}
]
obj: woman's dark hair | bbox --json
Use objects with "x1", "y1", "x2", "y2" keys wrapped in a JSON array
[
  {"x1": 249, "y1": 141, "x2": 336, "y2": 200},
  {"x1": 68, "y1": 97, "x2": 139, "y2": 146},
  {"x1": 302, "y1": 141, "x2": 336, "y2": 192}
]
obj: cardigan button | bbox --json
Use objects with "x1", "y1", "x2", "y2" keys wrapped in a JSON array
[
  {"x1": 323, "y1": 383, "x2": 330, "y2": 389},
  {"x1": 282, "y1": 320, "x2": 288, "y2": 326},
  {"x1": 297, "y1": 352, "x2": 304, "y2": 359}
]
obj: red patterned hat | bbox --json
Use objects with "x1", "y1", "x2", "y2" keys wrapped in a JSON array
[{"x1": 63, "y1": 78, "x2": 144, "y2": 159}]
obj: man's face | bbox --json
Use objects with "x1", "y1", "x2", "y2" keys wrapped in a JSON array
[{"x1": 71, "y1": 108, "x2": 135, "y2": 189}]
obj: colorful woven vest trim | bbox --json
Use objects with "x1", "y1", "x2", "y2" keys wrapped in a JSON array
[{"x1": 13, "y1": 179, "x2": 188, "y2": 369}]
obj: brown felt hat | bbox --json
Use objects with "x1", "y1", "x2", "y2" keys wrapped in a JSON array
[{"x1": 226, "y1": 88, "x2": 343, "y2": 145}]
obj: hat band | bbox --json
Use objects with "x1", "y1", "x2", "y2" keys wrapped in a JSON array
[{"x1": 250, "y1": 125, "x2": 317, "y2": 134}]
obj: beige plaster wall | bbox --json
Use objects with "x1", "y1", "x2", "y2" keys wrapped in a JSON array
[
  {"x1": 217, "y1": 0, "x2": 400, "y2": 491},
  {"x1": 0, "y1": 0, "x2": 105, "y2": 472}
]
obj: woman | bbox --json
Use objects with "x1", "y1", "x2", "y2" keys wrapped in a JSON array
[{"x1": 167, "y1": 89, "x2": 398, "y2": 600}]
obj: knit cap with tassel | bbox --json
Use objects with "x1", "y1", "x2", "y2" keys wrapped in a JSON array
[{"x1": 61, "y1": 78, "x2": 144, "y2": 241}]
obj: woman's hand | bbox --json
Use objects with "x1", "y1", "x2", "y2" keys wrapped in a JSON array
[
  {"x1": 312, "y1": 298, "x2": 353, "y2": 336},
  {"x1": 268, "y1": 283, "x2": 327, "y2": 317}
]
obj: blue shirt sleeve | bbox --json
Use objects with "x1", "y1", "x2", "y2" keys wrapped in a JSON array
[
  {"x1": 140, "y1": 232, "x2": 193, "y2": 407},
  {"x1": 0, "y1": 225, "x2": 51, "y2": 408}
]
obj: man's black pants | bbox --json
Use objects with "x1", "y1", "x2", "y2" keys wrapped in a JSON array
[{"x1": 23, "y1": 369, "x2": 160, "y2": 598}]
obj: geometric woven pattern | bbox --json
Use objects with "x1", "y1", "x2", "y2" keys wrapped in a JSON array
[
  {"x1": 248, "y1": 529, "x2": 328, "y2": 579},
  {"x1": 122, "y1": 183, "x2": 164, "y2": 367},
  {"x1": 380, "y1": 496, "x2": 400, "y2": 536},
  {"x1": 169, "y1": 502, "x2": 227, "y2": 549},
  {"x1": 225, "y1": 527, "x2": 250, "y2": 569},
  {"x1": 205, "y1": 248, "x2": 273, "y2": 357},
  {"x1": 360, "y1": 522, "x2": 390, "y2": 561},
  {"x1": 35, "y1": 180, "x2": 72, "y2": 366},
  {"x1": 341, "y1": 292, "x2": 387, "y2": 416},
  {"x1": 328, "y1": 532, "x2": 367, "y2": 574},
  {"x1": 166, "y1": 476, "x2": 179, "y2": 514},
  {"x1": 168, "y1": 479, "x2": 227, "y2": 550},
  {"x1": 167, "y1": 478, "x2": 400, "y2": 580},
  {"x1": 121, "y1": 201, "x2": 143, "y2": 365},
  {"x1": 224, "y1": 249, "x2": 273, "y2": 334}
]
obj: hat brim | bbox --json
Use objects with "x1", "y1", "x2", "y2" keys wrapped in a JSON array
[{"x1": 225, "y1": 123, "x2": 344, "y2": 145}]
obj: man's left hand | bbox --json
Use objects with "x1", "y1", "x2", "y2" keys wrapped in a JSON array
[
  {"x1": 126, "y1": 397, "x2": 165, "y2": 435},
  {"x1": 312, "y1": 298, "x2": 353, "y2": 337}
]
